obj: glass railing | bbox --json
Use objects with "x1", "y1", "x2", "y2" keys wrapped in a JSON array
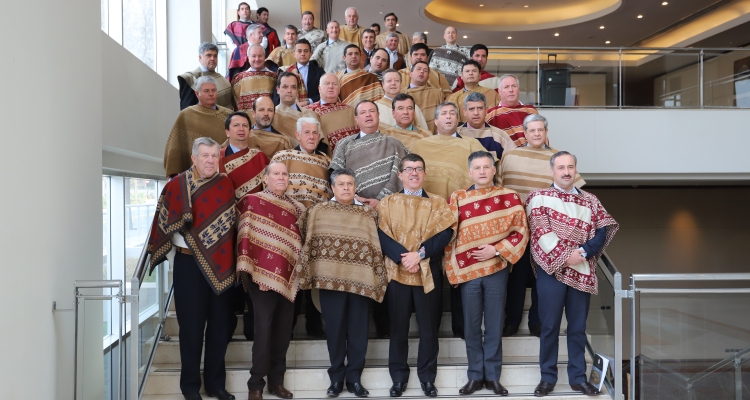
[
  {"x1": 627, "y1": 273, "x2": 750, "y2": 399},
  {"x1": 485, "y1": 46, "x2": 750, "y2": 108},
  {"x1": 586, "y1": 253, "x2": 625, "y2": 400}
]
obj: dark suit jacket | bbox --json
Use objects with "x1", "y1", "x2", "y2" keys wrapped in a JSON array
[
  {"x1": 272, "y1": 60, "x2": 325, "y2": 105},
  {"x1": 392, "y1": 53, "x2": 406, "y2": 71}
]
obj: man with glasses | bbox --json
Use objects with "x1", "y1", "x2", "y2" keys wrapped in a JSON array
[{"x1": 376, "y1": 153, "x2": 456, "y2": 398}]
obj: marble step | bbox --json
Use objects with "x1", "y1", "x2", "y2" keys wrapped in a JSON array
[
  {"x1": 162, "y1": 308, "x2": 559, "y2": 340},
  {"x1": 151, "y1": 335, "x2": 584, "y2": 365},
  {"x1": 144, "y1": 362, "x2": 592, "y2": 395},
  {"x1": 143, "y1": 386, "x2": 596, "y2": 399}
]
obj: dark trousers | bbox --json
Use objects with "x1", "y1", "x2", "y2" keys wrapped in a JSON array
[
  {"x1": 388, "y1": 269, "x2": 443, "y2": 383},
  {"x1": 536, "y1": 265, "x2": 591, "y2": 385},
  {"x1": 173, "y1": 252, "x2": 231, "y2": 395},
  {"x1": 319, "y1": 290, "x2": 371, "y2": 383},
  {"x1": 372, "y1": 296, "x2": 390, "y2": 336},
  {"x1": 461, "y1": 268, "x2": 509, "y2": 381},
  {"x1": 246, "y1": 280, "x2": 295, "y2": 391},
  {"x1": 450, "y1": 285, "x2": 464, "y2": 337},
  {"x1": 505, "y1": 244, "x2": 540, "y2": 329}
]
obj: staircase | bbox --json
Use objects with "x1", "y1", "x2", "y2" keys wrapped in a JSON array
[{"x1": 142, "y1": 290, "x2": 595, "y2": 400}]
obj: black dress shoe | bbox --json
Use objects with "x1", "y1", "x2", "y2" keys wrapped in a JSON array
[
  {"x1": 421, "y1": 382, "x2": 438, "y2": 397},
  {"x1": 184, "y1": 393, "x2": 203, "y2": 400},
  {"x1": 570, "y1": 382, "x2": 600, "y2": 396},
  {"x1": 268, "y1": 385, "x2": 293, "y2": 399},
  {"x1": 502, "y1": 325, "x2": 519, "y2": 337},
  {"x1": 207, "y1": 389, "x2": 235, "y2": 400},
  {"x1": 389, "y1": 382, "x2": 407, "y2": 397},
  {"x1": 346, "y1": 382, "x2": 369, "y2": 397},
  {"x1": 534, "y1": 381, "x2": 555, "y2": 397},
  {"x1": 326, "y1": 382, "x2": 344, "y2": 397},
  {"x1": 459, "y1": 380, "x2": 483, "y2": 395},
  {"x1": 529, "y1": 325, "x2": 542, "y2": 337},
  {"x1": 485, "y1": 381, "x2": 509, "y2": 396}
]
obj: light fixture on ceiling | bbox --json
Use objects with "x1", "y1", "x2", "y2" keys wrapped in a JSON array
[
  {"x1": 507, "y1": 36, "x2": 512, "y2": 39},
  {"x1": 479, "y1": 4, "x2": 484, "y2": 6},
  {"x1": 396, "y1": 23, "x2": 399, "y2": 26},
  {"x1": 600, "y1": 26, "x2": 605, "y2": 29},
  {"x1": 605, "y1": 40, "x2": 611, "y2": 44},
  {"x1": 524, "y1": 5, "x2": 529, "y2": 8},
  {"x1": 662, "y1": 1, "x2": 668, "y2": 4},
  {"x1": 637, "y1": 14, "x2": 643, "y2": 18},
  {"x1": 463, "y1": 35, "x2": 468, "y2": 38},
  {"x1": 423, "y1": 31, "x2": 428, "y2": 34},
  {"x1": 554, "y1": 33, "x2": 559, "y2": 36}
]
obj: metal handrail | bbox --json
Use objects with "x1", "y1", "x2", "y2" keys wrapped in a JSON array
[
  {"x1": 138, "y1": 281, "x2": 174, "y2": 399},
  {"x1": 133, "y1": 228, "x2": 152, "y2": 286}
]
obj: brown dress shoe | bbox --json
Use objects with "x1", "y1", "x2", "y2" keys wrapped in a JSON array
[
  {"x1": 485, "y1": 381, "x2": 509, "y2": 396},
  {"x1": 248, "y1": 389, "x2": 263, "y2": 400},
  {"x1": 268, "y1": 385, "x2": 293, "y2": 399},
  {"x1": 459, "y1": 380, "x2": 483, "y2": 395}
]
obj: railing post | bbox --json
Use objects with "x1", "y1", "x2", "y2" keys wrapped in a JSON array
[
  {"x1": 614, "y1": 272, "x2": 623, "y2": 400},
  {"x1": 619, "y1": 48, "x2": 623, "y2": 108},
  {"x1": 699, "y1": 49, "x2": 704, "y2": 108},
  {"x1": 630, "y1": 275, "x2": 637, "y2": 400},
  {"x1": 537, "y1": 47, "x2": 541, "y2": 106},
  {"x1": 736, "y1": 353, "x2": 742, "y2": 400},
  {"x1": 129, "y1": 277, "x2": 140, "y2": 400},
  {"x1": 73, "y1": 287, "x2": 80, "y2": 400}
]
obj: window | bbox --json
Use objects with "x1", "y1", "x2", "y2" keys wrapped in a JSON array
[{"x1": 102, "y1": 0, "x2": 165, "y2": 73}]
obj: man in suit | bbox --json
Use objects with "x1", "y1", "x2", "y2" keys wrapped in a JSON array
[
  {"x1": 361, "y1": 29, "x2": 377, "y2": 69},
  {"x1": 276, "y1": 38, "x2": 324, "y2": 104}
]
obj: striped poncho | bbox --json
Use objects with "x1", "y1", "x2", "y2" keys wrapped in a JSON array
[
  {"x1": 485, "y1": 102, "x2": 539, "y2": 147},
  {"x1": 271, "y1": 148, "x2": 332, "y2": 208},
  {"x1": 330, "y1": 132, "x2": 407, "y2": 200},
  {"x1": 335, "y1": 69, "x2": 384, "y2": 106},
  {"x1": 307, "y1": 101, "x2": 359, "y2": 153},
  {"x1": 409, "y1": 134, "x2": 486, "y2": 200},
  {"x1": 499, "y1": 146, "x2": 585, "y2": 203}
]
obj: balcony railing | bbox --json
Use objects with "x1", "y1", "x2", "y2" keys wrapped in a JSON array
[{"x1": 484, "y1": 46, "x2": 750, "y2": 109}]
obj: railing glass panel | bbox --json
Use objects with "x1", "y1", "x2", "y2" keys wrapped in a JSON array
[
  {"x1": 630, "y1": 274, "x2": 750, "y2": 400},
  {"x1": 703, "y1": 50, "x2": 750, "y2": 108}
]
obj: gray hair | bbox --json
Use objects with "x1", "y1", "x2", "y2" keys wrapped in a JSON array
[
  {"x1": 434, "y1": 101, "x2": 459, "y2": 120},
  {"x1": 413, "y1": 32, "x2": 427, "y2": 44},
  {"x1": 246, "y1": 23, "x2": 263, "y2": 38},
  {"x1": 549, "y1": 150, "x2": 577, "y2": 169},
  {"x1": 498, "y1": 73, "x2": 520, "y2": 87},
  {"x1": 263, "y1": 160, "x2": 287, "y2": 176},
  {"x1": 195, "y1": 76, "x2": 217, "y2": 91},
  {"x1": 284, "y1": 24, "x2": 298, "y2": 32},
  {"x1": 467, "y1": 150, "x2": 495, "y2": 168},
  {"x1": 329, "y1": 168, "x2": 356, "y2": 187},
  {"x1": 464, "y1": 91, "x2": 487, "y2": 108},
  {"x1": 523, "y1": 113, "x2": 548, "y2": 131},
  {"x1": 387, "y1": 32, "x2": 399, "y2": 40},
  {"x1": 191, "y1": 137, "x2": 220, "y2": 157},
  {"x1": 198, "y1": 42, "x2": 218, "y2": 55},
  {"x1": 296, "y1": 117, "x2": 322, "y2": 134}
]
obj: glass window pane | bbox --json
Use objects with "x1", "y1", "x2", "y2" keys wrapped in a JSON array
[
  {"x1": 123, "y1": 0, "x2": 156, "y2": 70},
  {"x1": 101, "y1": 0, "x2": 109, "y2": 33},
  {"x1": 124, "y1": 177, "x2": 159, "y2": 315},
  {"x1": 103, "y1": 176, "x2": 112, "y2": 338}
]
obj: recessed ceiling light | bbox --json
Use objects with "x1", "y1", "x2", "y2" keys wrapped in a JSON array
[
  {"x1": 600, "y1": 26, "x2": 605, "y2": 29},
  {"x1": 524, "y1": 5, "x2": 529, "y2": 8},
  {"x1": 479, "y1": 4, "x2": 484, "y2": 6},
  {"x1": 554, "y1": 33, "x2": 559, "y2": 36},
  {"x1": 507, "y1": 36, "x2": 512, "y2": 39},
  {"x1": 463, "y1": 35, "x2": 468, "y2": 38},
  {"x1": 423, "y1": 31, "x2": 428, "y2": 34},
  {"x1": 379, "y1": 12, "x2": 383, "y2": 14},
  {"x1": 637, "y1": 15, "x2": 643, "y2": 18},
  {"x1": 662, "y1": 1, "x2": 668, "y2": 4},
  {"x1": 605, "y1": 40, "x2": 611, "y2": 44},
  {"x1": 396, "y1": 23, "x2": 399, "y2": 26}
]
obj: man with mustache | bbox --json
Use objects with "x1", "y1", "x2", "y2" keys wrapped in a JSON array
[
  {"x1": 498, "y1": 114, "x2": 585, "y2": 338},
  {"x1": 297, "y1": 11, "x2": 325, "y2": 53},
  {"x1": 527, "y1": 151, "x2": 618, "y2": 397}
]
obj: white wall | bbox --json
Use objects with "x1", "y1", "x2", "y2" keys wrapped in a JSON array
[
  {"x1": 167, "y1": 0, "x2": 213, "y2": 87},
  {"x1": 541, "y1": 109, "x2": 750, "y2": 184},
  {"x1": 0, "y1": 1, "x2": 104, "y2": 399},
  {"x1": 102, "y1": 34, "x2": 179, "y2": 178}
]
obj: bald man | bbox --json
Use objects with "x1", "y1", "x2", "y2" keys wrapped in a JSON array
[
  {"x1": 427, "y1": 26, "x2": 469, "y2": 87},
  {"x1": 231, "y1": 44, "x2": 277, "y2": 112},
  {"x1": 339, "y1": 7, "x2": 364, "y2": 48}
]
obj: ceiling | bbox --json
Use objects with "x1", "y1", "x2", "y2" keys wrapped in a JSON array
[{"x1": 322, "y1": 0, "x2": 750, "y2": 48}]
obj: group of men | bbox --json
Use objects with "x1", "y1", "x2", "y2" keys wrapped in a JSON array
[{"x1": 155, "y1": 5, "x2": 620, "y2": 400}]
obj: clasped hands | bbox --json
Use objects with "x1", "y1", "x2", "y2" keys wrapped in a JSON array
[{"x1": 565, "y1": 248, "x2": 586, "y2": 266}]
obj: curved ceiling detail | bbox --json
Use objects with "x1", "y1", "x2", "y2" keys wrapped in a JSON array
[{"x1": 424, "y1": 0, "x2": 622, "y2": 32}]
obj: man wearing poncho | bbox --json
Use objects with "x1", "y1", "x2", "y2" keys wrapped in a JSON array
[
  {"x1": 148, "y1": 137, "x2": 236, "y2": 400},
  {"x1": 308, "y1": 74, "x2": 359, "y2": 153},
  {"x1": 527, "y1": 151, "x2": 618, "y2": 398},
  {"x1": 231, "y1": 45, "x2": 277, "y2": 113},
  {"x1": 444, "y1": 151, "x2": 528, "y2": 396},
  {"x1": 236, "y1": 162, "x2": 305, "y2": 400},
  {"x1": 164, "y1": 76, "x2": 232, "y2": 178},
  {"x1": 298, "y1": 168, "x2": 386, "y2": 398},
  {"x1": 498, "y1": 114, "x2": 585, "y2": 338},
  {"x1": 220, "y1": 111, "x2": 269, "y2": 201},
  {"x1": 485, "y1": 74, "x2": 539, "y2": 147},
  {"x1": 297, "y1": 11, "x2": 325, "y2": 53},
  {"x1": 376, "y1": 154, "x2": 456, "y2": 398},
  {"x1": 335, "y1": 44, "x2": 384, "y2": 106}
]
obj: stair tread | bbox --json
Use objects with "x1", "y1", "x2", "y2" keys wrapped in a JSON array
[
  {"x1": 151, "y1": 356, "x2": 572, "y2": 372},
  {"x1": 141, "y1": 386, "x2": 595, "y2": 399}
]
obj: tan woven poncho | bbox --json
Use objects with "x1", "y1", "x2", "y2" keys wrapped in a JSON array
[
  {"x1": 298, "y1": 201, "x2": 388, "y2": 302},
  {"x1": 163, "y1": 104, "x2": 232, "y2": 177},
  {"x1": 376, "y1": 193, "x2": 456, "y2": 293}
]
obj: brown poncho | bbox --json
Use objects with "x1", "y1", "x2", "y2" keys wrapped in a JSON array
[
  {"x1": 298, "y1": 201, "x2": 387, "y2": 302},
  {"x1": 163, "y1": 105, "x2": 232, "y2": 177}
]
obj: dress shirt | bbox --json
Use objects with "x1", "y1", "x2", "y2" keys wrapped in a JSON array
[
  {"x1": 332, "y1": 197, "x2": 364, "y2": 206},
  {"x1": 229, "y1": 143, "x2": 245, "y2": 153},
  {"x1": 296, "y1": 62, "x2": 309, "y2": 88},
  {"x1": 253, "y1": 125, "x2": 273, "y2": 132},
  {"x1": 387, "y1": 49, "x2": 398, "y2": 68},
  {"x1": 403, "y1": 188, "x2": 423, "y2": 196}
]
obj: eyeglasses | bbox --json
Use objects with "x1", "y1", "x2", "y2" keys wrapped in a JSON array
[{"x1": 401, "y1": 167, "x2": 425, "y2": 173}]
